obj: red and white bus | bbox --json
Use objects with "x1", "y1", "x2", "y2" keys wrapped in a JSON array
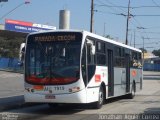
[{"x1": 24, "y1": 30, "x2": 142, "y2": 109}]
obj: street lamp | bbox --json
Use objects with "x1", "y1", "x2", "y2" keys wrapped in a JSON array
[{"x1": 0, "y1": 0, "x2": 30, "y2": 20}]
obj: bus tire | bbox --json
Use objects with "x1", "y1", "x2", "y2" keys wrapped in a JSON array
[
  {"x1": 128, "y1": 82, "x2": 136, "y2": 99},
  {"x1": 93, "y1": 86, "x2": 104, "y2": 109}
]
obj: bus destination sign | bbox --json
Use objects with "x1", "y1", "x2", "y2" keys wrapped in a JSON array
[{"x1": 34, "y1": 34, "x2": 76, "y2": 42}]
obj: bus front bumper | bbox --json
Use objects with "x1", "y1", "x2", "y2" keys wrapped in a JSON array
[{"x1": 24, "y1": 89, "x2": 87, "y2": 104}]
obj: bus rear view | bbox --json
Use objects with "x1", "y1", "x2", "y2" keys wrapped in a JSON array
[{"x1": 24, "y1": 31, "x2": 86, "y2": 106}]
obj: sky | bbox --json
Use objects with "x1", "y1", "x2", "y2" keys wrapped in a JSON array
[{"x1": 0, "y1": 0, "x2": 160, "y2": 52}]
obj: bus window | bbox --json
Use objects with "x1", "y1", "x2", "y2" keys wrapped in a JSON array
[
  {"x1": 137, "y1": 53, "x2": 142, "y2": 68},
  {"x1": 96, "y1": 41, "x2": 106, "y2": 65},
  {"x1": 114, "y1": 47, "x2": 125, "y2": 67},
  {"x1": 131, "y1": 51, "x2": 142, "y2": 68},
  {"x1": 25, "y1": 36, "x2": 82, "y2": 85}
]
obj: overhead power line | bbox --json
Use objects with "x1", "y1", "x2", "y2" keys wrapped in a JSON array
[
  {"x1": 143, "y1": 38, "x2": 160, "y2": 40},
  {"x1": 103, "y1": 0, "x2": 126, "y2": 13},
  {"x1": 95, "y1": 4, "x2": 160, "y2": 9},
  {"x1": 137, "y1": 31, "x2": 160, "y2": 34},
  {"x1": 114, "y1": 13, "x2": 160, "y2": 17},
  {"x1": 135, "y1": 41, "x2": 160, "y2": 46},
  {"x1": 95, "y1": 0, "x2": 151, "y2": 44},
  {"x1": 96, "y1": 0, "x2": 119, "y2": 13},
  {"x1": 152, "y1": 0, "x2": 160, "y2": 9},
  {"x1": 133, "y1": 14, "x2": 160, "y2": 17}
]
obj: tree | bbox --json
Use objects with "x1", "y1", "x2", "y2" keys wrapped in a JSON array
[
  {"x1": 0, "y1": 37, "x2": 25, "y2": 58},
  {"x1": 152, "y1": 49, "x2": 160, "y2": 57}
]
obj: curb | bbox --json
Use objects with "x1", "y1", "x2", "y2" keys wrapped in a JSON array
[{"x1": 143, "y1": 75, "x2": 160, "y2": 80}]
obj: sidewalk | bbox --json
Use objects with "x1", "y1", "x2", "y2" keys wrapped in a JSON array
[
  {"x1": 143, "y1": 71, "x2": 160, "y2": 76},
  {"x1": 143, "y1": 71, "x2": 160, "y2": 80},
  {"x1": 0, "y1": 71, "x2": 41, "y2": 111},
  {"x1": 0, "y1": 71, "x2": 24, "y2": 98},
  {"x1": 0, "y1": 71, "x2": 25, "y2": 111}
]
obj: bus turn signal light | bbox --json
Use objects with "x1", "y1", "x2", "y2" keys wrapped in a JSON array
[{"x1": 33, "y1": 85, "x2": 44, "y2": 90}]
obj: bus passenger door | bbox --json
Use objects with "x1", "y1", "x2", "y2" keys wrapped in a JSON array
[
  {"x1": 108, "y1": 49, "x2": 114, "y2": 97},
  {"x1": 125, "y1": 54, "x2": 130, "y2": 93}
]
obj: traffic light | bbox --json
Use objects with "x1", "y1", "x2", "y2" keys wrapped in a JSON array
[{"x1": 0, "y1": 0, "x2": 8, "y2": 2}]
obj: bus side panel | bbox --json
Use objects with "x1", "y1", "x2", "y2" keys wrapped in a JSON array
[
  {"x1": 130, "y1": 68, "x2": 142, "y2": 92},
  {"x1": 86, "y1": 66, "x2": 108, "y2": 103},
  {"x1": 114, "y1": 67, "x2": 126, "y2": 96}
]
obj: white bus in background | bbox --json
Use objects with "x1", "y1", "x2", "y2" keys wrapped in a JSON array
[{"x1": 23, "y1": 30, "x2": 142, "y2": 109}]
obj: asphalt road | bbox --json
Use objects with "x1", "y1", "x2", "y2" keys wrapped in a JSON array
[
  {"x1": 0, "y1": 71, "x2": 24, "y2": 98},
  {"x1": 0, "y1": 71, "x2": 160, "y2": 120}
]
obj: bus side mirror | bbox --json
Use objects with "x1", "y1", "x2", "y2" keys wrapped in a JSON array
[
  {"x1": 19, "y1": 43, "x2": 25, "y2": 66},
  {"x1": 86, "y1": 39, "x2": 95, "y2": 55}
]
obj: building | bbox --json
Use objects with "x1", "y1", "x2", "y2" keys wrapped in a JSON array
[{"x1": 143, "y1": 52, "x2": 160, "y2": 71}]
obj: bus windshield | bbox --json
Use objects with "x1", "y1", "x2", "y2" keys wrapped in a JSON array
[{"x1": 25, "y1": 32, "x2": 82, "y2": 85}]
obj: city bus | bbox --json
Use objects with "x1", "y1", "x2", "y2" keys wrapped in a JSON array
[{"x1": 24, "y1": 30, "x2": 142, "y2": 109}]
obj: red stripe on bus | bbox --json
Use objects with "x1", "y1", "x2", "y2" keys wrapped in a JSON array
[{"x1": 26, "y1": 76, "x2": 77, "y2": 84}]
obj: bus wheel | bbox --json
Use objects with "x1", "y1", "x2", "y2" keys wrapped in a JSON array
[
  {"x1": 93, "y1": 86, "x2": 104, "y2": 109},
  {"x1": 128, "y1": 82, "x2": 136, "y2": 99}
]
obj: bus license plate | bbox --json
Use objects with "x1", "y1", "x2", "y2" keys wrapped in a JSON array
[{"x1": 45, "y1": 94, "x2": 55, "y2": 99}]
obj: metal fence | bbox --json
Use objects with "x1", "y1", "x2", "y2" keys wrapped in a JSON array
[
  {"x1": 1, "y1": 57, "x2": 160, "y2": 72},
  {"x1": 0, "y1": 57, "x2": 23, "y2": 73},
  {"x1": 143, "y1": 63, "x2": 160, "y2": 71}
]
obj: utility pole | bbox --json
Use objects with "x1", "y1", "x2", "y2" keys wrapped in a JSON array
[
  {"x1": 142, "y1": 37, "x2": 145, "y2": 64},
  {"x1": 103, "y1": 22, "x2": 106, "y2": 37},
  {"x1": 134, "y1": 30, "x2": 135, "y2": 47},
  {"x1": 130, "y1": 32, "x2": 132, "y2": 46},
  {"x1": 125, "y1": 0, "x2": 130, "y2": 45},
  {"x1": 90, "y1": 0, "x2": 94, "y2": 33}
]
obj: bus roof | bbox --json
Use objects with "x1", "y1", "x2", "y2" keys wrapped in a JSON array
[
  {"x1": 27, "y1": 29, "x2": 142, "y2": 53},
  {"x1": 83, "y1": 30, "x2": 142, "y2": 53}
]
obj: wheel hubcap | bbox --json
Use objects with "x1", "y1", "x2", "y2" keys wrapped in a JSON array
[{"x1": 99, "y1": 90, "x2": 103, "y2": 104}]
